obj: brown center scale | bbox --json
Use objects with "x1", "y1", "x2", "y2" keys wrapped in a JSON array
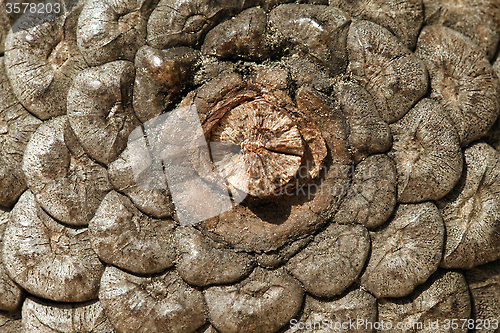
[{"x1": 182, "y1": 70, "x2": 351, "y2": 252}]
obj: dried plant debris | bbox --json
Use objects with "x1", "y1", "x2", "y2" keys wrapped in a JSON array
[
  {"x1": 287, "y1": 223, "x2": 369, "y2": 298},
  {"x1": 286, "y1": 289, "x2": 377, "y2": 333},
  {"x1": 416, "y1": 25, "x2": 500, "y2": 146},
  {"x1": 0, "y1": 311, "x2": 21, "y2": 333},
  {"x1": 89, "y1": 191, "x2": 176, "y2": 275},
  {"x1": 107, "y1": 143, "x2": 174, "y2": 219},
  {"x1": 204, "y1": 267, "x2": 303, "y2": 333},
  {"x1": 389, "y1": 99, "x2": 463, "y2": 203},
  {"x1": 67, "y1": 60, "x2": 140, "y2": 164},
  {"x1": 77, "y1": 0, "x2": 155, "y2": 66},
  {"x1": 329, "y1": 0, "x2": 423, "y2": 49},
  {"x1": 0, "y1": 57, "x2": 41, "y2": 207},
  {"x1": 4, "y1": 4, "x2": 87, "y2": 120},
  {"x1": 423, "y1": 0, "x2": 500, "y2": 60},
  {"x1": 361, "y1": 202, "x2": 445, "y2": 298},
  {"x1": 133, "y1": 45, "x2": 199, "y2": 123},
  {"x1": 0, "y1": 209, "x2": 23, "y2": 312},
  {"x1": 268, "y1": 4, "x2": 350, "y2": 75},
  {"x1": 437, "y1": 143, "x2": 500, "y2": 269},
  {"x1": 3, "y1": 190, "x2": 105, "y2": 302},
  {"x1": 282, "y1": 55, "x2": 336, "y2": 93},
  {"x1": 22, "y1": 116, "x2": 111, "y2": 226},
  {"x1": 465, "y1": 260, "x2": 500, "y2": 331},
  {"x1": 100, "y1": 266, "x2": 206, "y2": 333},
  {"x1": 334, "y1": 81, "x2": 392, "y2": 163},
  {"x1": 22, "y1": 296, "x2": 115, "y2": 333},
  {"x1": 378, "y1": 270, "x2": 471, "y2": 333},
  {"x1": 202, "y1": 7, "x2": 268, "y2": 61},
  {"x1": 192, "y1": 55, "x2": 236, "y2": 87},
  {"x1": 175, "y1": 227, "x2": 254, "y2": 286},
  {"x1": 147, "y1": 0, "x2": 248, "y2": 50},
  {"x1": 347, "y1": 20, "x2": 428, "y2": 124},
  {"x1": 334, "y1": 154, "x2": 397, "y2": 229}
]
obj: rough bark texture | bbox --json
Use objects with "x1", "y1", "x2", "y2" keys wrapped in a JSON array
[
  {"x1": 335, "y1": 81, "x2": 392, "y2": 163},
  {"x1": 437, "y1": 143, "x2": 500, "y2": 269},
  {"x1": 423, "y1": 0, "x2": 500, "y2": 60},
  {"x1": 361, "y1": 202, "x2": 445, "y2": 298},
  {"x1": 0, "y1": 57, "x2": 41, "y2": 207},
  {"x1": 334, "y1": 154, "x2": 396, "y2": 229},
  {"x1": 134, "y1": 45, "x2": 199, "y2": 123},
  {"x1": 202, "y1": 7, "x2": 269, "y2": 61},
  {"x1": 268, "y1": 4, "x2": 351, "y2": 75},
  {"x1": 204, "y1": 267, "x2": 304, "y2": 333},
  {"x1": 89, "y1": 191, "x2": 176, "y2": 275},
  {"x1": 22, "y1": 116, "x2": 111, "y2": 226},
  {"x1": 100, "y1": 266, "x2": 206, "y2": 333},
  {"x1": 0, "y1": 208, "x2": 23, "y2": 312},
  {"x1": 147, "y1": 0, "x2": 249, "y2": 50},
  {"x1": 285, "y1": 289, "x2": 377, "y2": 333},
  {"x1": 347, "y1": 20, "x2": 428, "y2": 124},
  {"x1": 287, "y1": 223, "x2": 370, "y2": 298},
  {"x1": 329, "y1": 0, "x2": 423, "y2": 49},
  {"x1": 5, "y1": 3, "x2": 87, "y2": 120},
  {"x1": 416, "y1": 25, "x2": 500, "y2": 146},
  {"x1": 107, "y1": 140, "x2": 175, "y2": 219},
  {"x1": 378, "y1": 270, "x2": 471, "y2": 333},
  {"x1": 465, "y1": 260, "x2": 500, "y2": 332},
  {"x1": 389, "y1": 99, "x2": 463, "y2": 203},
  {"x1": 3, "y1": 190, "x2": 104, "y2": 302},
  {"x1": 67, "y1": 60, "x2": 140, "y2": 165},
  {"x1": 0, "y1": 1, "x2": 9, "y2": 55},
  {"x1": 77, "y1": 0, "x2": 155, "y2": 66},
  {"x1": 22, "y1": 296, "x2": 115, "y2": 333},
  {"x1": 0, "y1": 311, "x2": 21, "y2": 333},
  {"x1": 0, "y1": 0, "x2": 499, "y2": 331},
  {"x1": 175, "y1": 227, "x2": 254, "y2": 286}
]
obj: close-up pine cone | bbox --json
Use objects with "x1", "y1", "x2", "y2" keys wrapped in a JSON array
[{"x1": 1, "y1": 0, "x2": 500, "y2": 332}]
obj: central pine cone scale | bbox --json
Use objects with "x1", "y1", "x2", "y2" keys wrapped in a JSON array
[{"x1": 209, "y1": 97, "x2": 309, "y2": 198}]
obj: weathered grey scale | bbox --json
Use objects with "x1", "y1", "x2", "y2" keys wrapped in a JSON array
[
  {"x1": 416, "y1": 25, "x2": 500, "y2": 146},
  {"x1": 22, "y1": 116, "x2": 111, "y2": 226},
  {"x1": 0, "y1": 57, "x2": 41, "y2": 208},
  {"x1": 389, "y1": 98, "x2": 463, "y2": 203},
  {"x1": 89, "y1": 190, "x2": 177, "y2": 275},
  {"x1": 378, "y1": 270, "x2": 471, "y2": 333},
  {"x1": 437, "y1": 143, "x2": 500, "y2": 269},
  {"x1": 5, "y1": 2, "x2": 87, "y2": 120},
  {"x1": 3, "y1": 190, "x2": 105, "y2": 303}
]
